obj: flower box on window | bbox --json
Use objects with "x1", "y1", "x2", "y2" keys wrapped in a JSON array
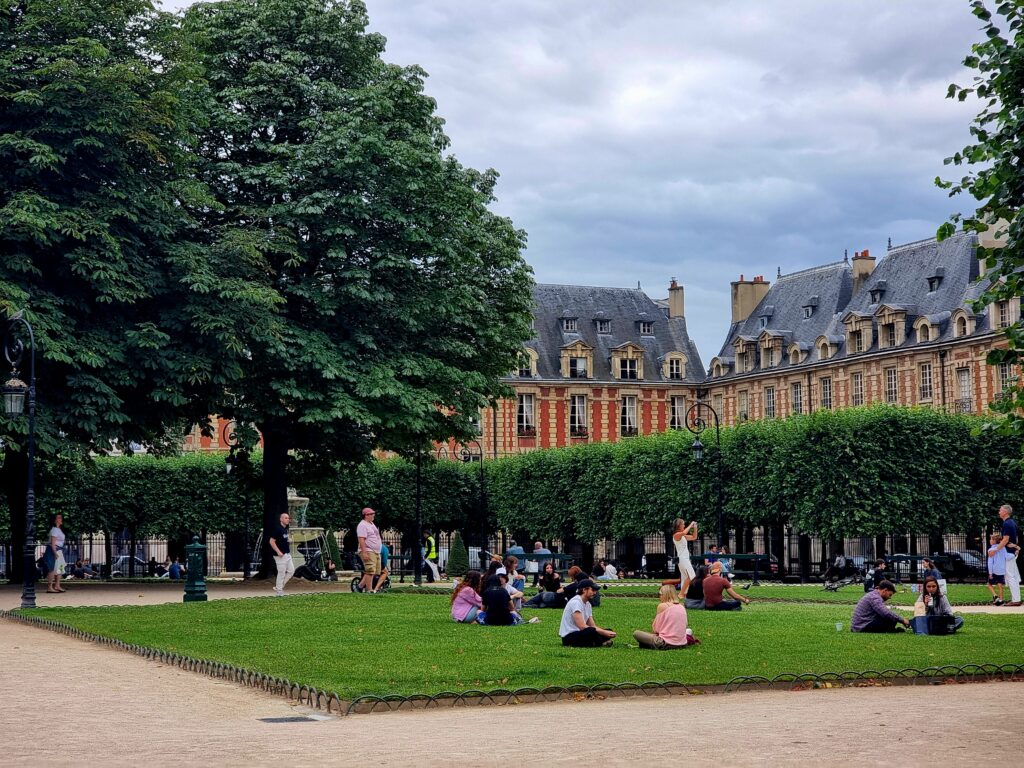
[{"x1": 517, "y1": 427, "x2": 537, "y2": 438}]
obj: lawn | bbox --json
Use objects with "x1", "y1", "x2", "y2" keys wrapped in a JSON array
[
  {"x1": 599, "y1": 583, "x2": 997, "y2": 606},
  {"x1": 23, "y1": 593, "x2": 1024, "y2": 700}
]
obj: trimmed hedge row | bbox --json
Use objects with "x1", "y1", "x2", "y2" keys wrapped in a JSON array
[{"x1": 6, "y1": 406, "x2": 1022, "y2": 541}]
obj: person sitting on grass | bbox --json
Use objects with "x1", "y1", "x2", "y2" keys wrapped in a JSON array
[
  {"x1": 559, "y1": 579, "x2": 616, "y2": 647},
  {"x1": 451, "y1": 570, "x2": 484, "y2": 624},
  {"x1": 504, "y1": 556, "x2": 525, "y2": 609},
  {"x1": 524, "y1": 561, "x2": 565, "y2": 608},
  {"x1": 563, "y1": 565, "x2": 601, "y2": 607},
  {"x1": 851, "y1": 579, "x2": 910, "y2": 633},
  {"x1": 703, "y1": 561, "x2": 750, "y2": 611},
  {"x1": 683, "y1": 565, "x2": 707, "y2": 610},
  {"x1": 915, "y1": 576, "x2": 964, "y2": 631},
  {"x1": 478, "y1": 574, "x2": 524, "y2": 625},
  {"x1": 633, "y1": 585, "x2": 699, "y2": 650}
]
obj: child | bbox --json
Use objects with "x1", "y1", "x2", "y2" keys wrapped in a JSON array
[{"x1": 987, "y1": 533, "x2": 1007, "y2": 606}]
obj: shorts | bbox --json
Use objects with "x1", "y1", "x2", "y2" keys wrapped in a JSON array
[
  {"x1": 989, "y1": 574, "x2": 1005, "y2": 585},
  {"x1": 361, "y1": 551, "x2": 381, "y2": 575}
]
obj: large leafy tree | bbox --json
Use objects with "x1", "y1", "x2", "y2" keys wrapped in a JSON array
[
  {"x1": 938, "y1": 0, "x2": 1024, "y2": 436},
  {"x1": 0, "y1": 0, "x2": 243, "y2": 577},
  {"x1": 182, "y1": 0, "x2": 534, "y2": 549}
]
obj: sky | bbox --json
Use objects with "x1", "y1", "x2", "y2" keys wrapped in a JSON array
[{"x1": 161, "y1": 0, "x2": 985, "y2": 364}]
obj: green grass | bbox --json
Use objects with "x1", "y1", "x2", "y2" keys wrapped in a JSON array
[
  {"x1": 22, "y1": 593, "x2": 1024, "y2": 699},
  {"x1": 599, "y1": 582, "x2": 996, "y2": 606}
]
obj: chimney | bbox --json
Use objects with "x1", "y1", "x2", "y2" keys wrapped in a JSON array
[
  {"x1": 731, "y1": 274, "x2": 771, "y2": 324},
  {"x1": 667, "y1": 278, "x2": 685, "y2": 318},
  {"x1": 852, "y1": 248, "x2": 875, "y2": 296},
  {"x1": 978, "y1": 219, "x2": 1009, "y2": 278}
]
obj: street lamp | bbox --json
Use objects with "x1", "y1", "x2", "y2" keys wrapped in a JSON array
[
  {"x1": 460, "y1": 439, "x2": 486, "y2": 564},
  {"x1": 3, "y1": 311, "x2": 37, "y2": 609},
  {"x1": 685, "y1": 400, "x2": 725, "y2": 549},
  {"x1": 221, "y1": 420, "x2": 251, "y2": 579}
]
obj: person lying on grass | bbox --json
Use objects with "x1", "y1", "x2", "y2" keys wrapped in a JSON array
[
  {"x1": 451, "y1": 570, "x2": 484, "y2": 624},
  {"x1": 633, "y1": 585, "x2": 699, "y2": 650},
  {"x1": 851, "y1": 579, "x2": 910, "y2": 633},
  {"x1": 703, "y1": 561, "x2": 750, "y2": 611},
  {"x1": 559, "y1": 579, "x2": 616, "y2": 647}
]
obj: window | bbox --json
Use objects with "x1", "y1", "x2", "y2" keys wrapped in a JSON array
[
  {"x1": 668, "y1": 357, "x2": 683, "y2": 380},
  {"x1": 870, "y1": 290, "x2": 883, "y2": 304},
  {"x1": 569, "y1": 395, "x2": 588, "y2": 437},
  {"x1": 568, "y1": 357, "x2": 588, "y2": 379},
  {"x1": 884, "y1": 323, "x2": 896, "y2": 348},
  {"x1": 562, "y1": 318, "x2": 577, "y2": 332},
  {"x1": 956, "y1": 316, "x2": 968, "y2": 337},
  {"x1": 927, "y1": 276, "x2": 942, "y2": 292},
  {"x1": 851, "y1": 330, "x2": 863, "y2": 353},
  {"x1": 738, "y1": 391, "x2": 749, "y2": 421},
  {"x1": 999, "y1": 301, "x2": 1010, "y2": 329},
  {"x1": 713, "y1": 394, "x2": 723, "y2": 416},
  {"x1": 469, "y1": 412, "x2": 482, "y2": 435},
  {"x1": 596, "y1": 319, "x2": 611, "y2": 334},
  {"x1": 619, "y1": 358, "x2": 638, "y2": 380},
  {"x1": 818, "y1": 342, "x2": 830, "y2": 360},
  {"x1": 620, "y1": 396, "x2": 638, "y2": 437},
  {"x1": 791, "y1": 383, "x2": 803, "y2": 415},
  {"x1": 918, "y1": 324, "x2": 930, "y2": 343},
  {"x1": 764, "y1": 386, "x2": 776, "y2": 418},
  {"x1": 517, "y1": 352, "x2": 533, "y2": 378},
  {"x1": 803, "y1": 306, "x2": 814, "y2": 319},
  {"x1": 742, "y1": 350, "x2": 754, "y2": 372},
  {"x1": 764, "y1": 347, "x2": 775, "y2": 367},
  {"x1": 999, "y1": 362, "x2": 1012, "y2": 392},
  {"x1": 759, "y1": 316, "x2": 768, "y2": 329},
  {"x1": 885, "y1": 367, "x2": 898, "y2": 403},
  {"x1": 851, "y1": 372, "x2": 864, "y2": 406},
  {"x1": 820, "y1": 377, "x2": 833, "y2": 410},
  {"x1": 957, "y1": 367, "x2": 972, "y2": 401},
  {"x1": 516, "y1": 394, "x2": 535, "y2": 436},
  {"x1": 669, "y1": 396, "x2": 686, "y2": 430},
  {"x1": 919, "y1": 363, "x2": 933, "y2": 401},
  {"x1": 639, "y1": 321, "x2": 655, "y2": 335}
]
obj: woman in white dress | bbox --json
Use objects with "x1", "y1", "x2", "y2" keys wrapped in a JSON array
[
  {"x1": 46, "y1": 513, "x2": 67, "y2": 593},
  {"x1": 672, "y1": 518, "x2": 698, "y2": 596}
]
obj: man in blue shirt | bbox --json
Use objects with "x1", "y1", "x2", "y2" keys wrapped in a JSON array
[{"x1": 995, "y1": 504, "x2": 1021, "y2": 606}]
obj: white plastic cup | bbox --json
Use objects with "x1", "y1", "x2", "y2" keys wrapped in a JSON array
[{"x1": 835, "y1": 622, "x2": 843, "y2": 632}]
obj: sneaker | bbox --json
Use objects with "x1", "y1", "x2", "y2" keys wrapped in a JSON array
[
  {"x1": 275, "y1": 590, "x2": 283, "y2": 597},
  {"x1": 528, "y1": 616, "x2": 541, "y2": 624},
  {"x1": 1005, "y1": 601, "x2": 1023, "y2": 607},
  {"x1": 995, "y1": 598, "x2": 1005, "y2": 606},
  {"x1": 600, "y1": 638, "x2": 614, "y2": 647}
]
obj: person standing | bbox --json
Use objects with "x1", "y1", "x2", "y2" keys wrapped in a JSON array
[
  {"x1": 558, "y1": 579, "x2": 616, "y2": 647},
  {"x1": 45, "y1": 513, "x2": 67, "y2": 593},
  {"x1": 672, "y1": 518, "x2": 698, "y2": 596},
  {"x1": 531, "y1": 540, "x2": 552, "y2": 586},
  {"x1": 269, "y1": 512, "x2": 294, "y2": 597},
  {"x1": 356, "y1": 507, "x2": 383, "y2": 593},
  {"x1": 422, "y1": 527, "x2": 440, "y2": 583},
  {"x1": 994, "y1": 504, "x2": 1021, "y2": 606}
]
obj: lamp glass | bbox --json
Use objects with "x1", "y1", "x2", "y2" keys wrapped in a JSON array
[
  {"x1": 3, "y1": 379, "x2": 26, "y2": 418},
  {"x1": 691, "y1": 437, "x2": 704, "y2": 463}
]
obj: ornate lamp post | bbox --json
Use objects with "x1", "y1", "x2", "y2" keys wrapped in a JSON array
[
  {"x1": 222, "y1": 420, "x2": 251, "y2": 579},
  {"x1": 685, "y1": 400, "x2": 725, "y2": 549},
  {"x1": 460, "y1": 439, "x2": 486, "y2": 562},
  {"x1": 2, "y1": 311, "x2": 37, "y2": 609}
]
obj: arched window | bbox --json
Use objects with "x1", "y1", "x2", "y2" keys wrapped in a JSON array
[
  {"x1": 956, "y1": 316, "x2": 968, "y2": 337},
  {"x1": 918, "y1": 324, "x2": 930, "y2": 343},
  {"x1": 818, "y1": 342, "x2": 830, "y2": 360}
]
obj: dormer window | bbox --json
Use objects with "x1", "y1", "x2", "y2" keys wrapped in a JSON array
[
  {"x1": 803, "y1": 306, "x2": 813, "y2": 319},
  {"x1": 759, "y1": 316, "x2": 768, "y2": 329},
  {"x1": 517, "y1": 348, "x2": 538, "y2": 378},
  {"x1": 851, "y1": 330, "x2": 863, "y2": 353},
  {"x1": 919, "y1": 324, "x2": 930, "y2": 342},
  {"x1": 611, "y1": 343, "x2": 645, "y2": 381},
  {"x1": 663, "y1": 353, "x2": 686, "y2": 380},
  {"x1": 818, "y1": 341, "x2": 831, "y2": 360},
  {"x1": 956, "y1": 316, "x2": 968, "y2": 337},
  {"x1": 870, "y1": 289, "x2": 883, "y2": 304},
  {"x1": 569, "y1": 357, "x2": 588, "y2": 378},
  {"x1": 562, "y1": 318, "x2": 578, "y2": 332},
  {"x1": 619, "y1": 358, "x2": 638, "y2": 379},
  {"x1": 639, "y1": 321, "x2": 655, "y2": 335},
  {"x1": 927, "y1": 277, "x2": 941, "y2": 292},
  {"x1": 596, "y1": 319, "x2": 611, "y2": 334}
]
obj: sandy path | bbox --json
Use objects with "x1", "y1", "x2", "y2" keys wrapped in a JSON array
[{"x1": 2, "y1": 619, "x2": 1020, "y2": 767}]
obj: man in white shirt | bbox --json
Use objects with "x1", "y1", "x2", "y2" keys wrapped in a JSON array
[{"x1": 559, "y1": 579, "x2": 617, "y2": 647}]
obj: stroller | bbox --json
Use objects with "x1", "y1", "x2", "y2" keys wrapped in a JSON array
[{"x1": 349, "y1": 550, "x2": 392, "y2": 593}]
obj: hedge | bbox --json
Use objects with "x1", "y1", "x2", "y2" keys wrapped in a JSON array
[{"x1": 2, "y1": 406, "x2": 1021, "y2": 542}]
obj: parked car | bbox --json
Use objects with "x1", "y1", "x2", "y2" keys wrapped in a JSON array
[{"x1": 935, "y1": 550, "x2": 987, "y2": 582}]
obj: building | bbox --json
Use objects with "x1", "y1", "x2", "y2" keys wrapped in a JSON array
[
  {"x1": 704, "y1": 230, "x2": 1017, "y2": 424},
  {"x1": 470, "y1": 281, "x2": 705, "y2": 457}
]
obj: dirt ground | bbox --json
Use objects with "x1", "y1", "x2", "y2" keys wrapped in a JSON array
[{"x1": 3, "y1": 583, "x2": 1023, "y2": 767}]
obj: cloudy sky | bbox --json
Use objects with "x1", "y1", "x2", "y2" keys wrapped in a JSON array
[{"x1": 162, "y1": 0, "x2": 985, "y2": 363}]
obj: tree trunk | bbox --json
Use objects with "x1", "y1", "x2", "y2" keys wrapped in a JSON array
[
  {"x1": 257, "y1": 423, "x2": 290, "y2": 578},
  {"x1": 798, "y1": 533, "x2": 811, "y2": 583},
  {"x1": 2, "y1": 447, "x2": 28, "y2": 582}
]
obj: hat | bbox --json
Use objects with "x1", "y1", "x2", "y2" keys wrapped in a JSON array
[
  {"x1": 361, "y1": 507, "x2": 376, "y2": 517},
  {"x1": 576, "y1": 578, "x2": 601, "y2": 591}
]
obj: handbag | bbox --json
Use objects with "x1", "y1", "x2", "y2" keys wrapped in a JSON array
[{"x1": 926, "y1": 615, "x2": 957, "y2": 635}]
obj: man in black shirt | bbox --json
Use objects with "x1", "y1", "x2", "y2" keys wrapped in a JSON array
[
  {"x1": 269, "y1": 512, "x2": 294, "y2": 597},
  {"x1": 479, "y1": 574, "x2": 518, "y2": 625},
  {"x1": 997, "y1": 504, "x2": 1021, "y2": 606}
]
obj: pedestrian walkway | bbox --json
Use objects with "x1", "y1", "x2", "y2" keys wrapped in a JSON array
[{"x1": 2, "y1": 617, "x2": 1021, "y2": 766}]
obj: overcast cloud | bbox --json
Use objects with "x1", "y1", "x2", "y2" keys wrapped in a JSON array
[{"x1": 161, "y1": 0, "x2": 984, "y2": 363}]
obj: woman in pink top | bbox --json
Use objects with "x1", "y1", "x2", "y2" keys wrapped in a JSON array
[
  {"x1": 633, "y1": 585, "x2": 699, "y2": 649},
  {"x1": 451, "y1": 570, "x2": 484, "y2": 623}
]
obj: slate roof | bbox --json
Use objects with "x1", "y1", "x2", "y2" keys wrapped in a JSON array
[
  {"x1": 515, "y1": 283, "x2": 705, "y2": 384},
  {"x1": 713, "y1": 261, "x2": 854, "y2": 369},
  {"x1": 709, "y1": 231, "x2": 986, "y2": 378}
]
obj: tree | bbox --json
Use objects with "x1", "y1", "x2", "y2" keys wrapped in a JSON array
[
  {"x1": 938, "y1": 0, "x2": 1024, "y2": 437},
  {"x1": 0, "y1": 0, "x2": 237, "y2": 578},
  {"x1": 181, "y1": 0, "x2": 534, "y2": 565},
  {"x1": 446, "y1": 531, "x2": 469, "y2": 577}
]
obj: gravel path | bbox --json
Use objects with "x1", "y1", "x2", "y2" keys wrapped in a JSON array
[{"x1": 3, "y1": 618, "x2": 1021, "y2": 767}]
